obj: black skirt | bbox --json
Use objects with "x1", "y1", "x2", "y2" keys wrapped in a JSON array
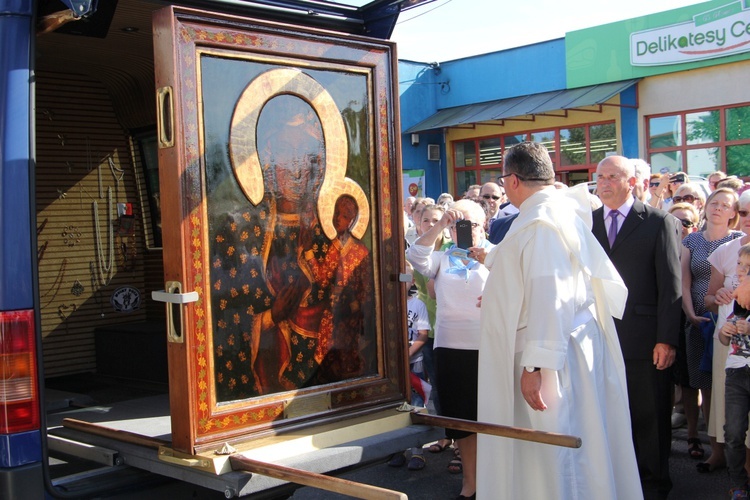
[{"x1": 434, "y1": 347, "x2": 478, "y2": 440}]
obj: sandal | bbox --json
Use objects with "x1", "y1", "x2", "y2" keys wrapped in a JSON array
[
  {"x1": 426, "y1": 440, "x2": 451, "y2": 453},
  {"x1": 387, "y1": 452, "x2": 406, "y2": 467},
  {"x1": 697, "y1": 461, "x2": 726, "y2": 473},
  {"x1": 688, "y1": 437, "x2": 705, "y2": 459},
  {"x1": 407, "y1": 454, "x2": 426, "y2": 471},
  {"x1": 447, "y1": 455, "x2": 462, "y2": 474}
]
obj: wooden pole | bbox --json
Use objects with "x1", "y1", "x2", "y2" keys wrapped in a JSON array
[
  {"x1": 229, "y1": 455, "x2": 407, "y2": 500},
  {"x1": 62, "y1": 418, "x2": 171, "y2": 449},
  {"x1": 410, "y1": 412, "x2": 582, "y2": 449}
]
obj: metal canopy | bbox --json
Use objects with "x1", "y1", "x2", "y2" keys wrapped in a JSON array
[
  {"x1": 405, "y1": 79, "x2": 640, "y2": 133},
  {"x1": 168, "y1": 0, "x2": 437, "y2": 38}
]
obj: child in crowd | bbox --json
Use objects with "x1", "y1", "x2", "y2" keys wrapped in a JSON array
[
  {"x1": 718, "y1": 244, "x2": 750, "y2": 499},
  {"x1": 388, "y1": 268, "x2": 430, "y2": 471},
  {"x1": 407, "y1": 281, "x2": 431, "y2": 408}
]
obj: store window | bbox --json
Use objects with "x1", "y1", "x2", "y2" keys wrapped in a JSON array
[
  {"x1": 453, "y1": 121, "x2": 616, "y2": 194},
  {"x1": 560, "y1": 127, "x2": 586, "y2": 166},
  {"x1": 589, "y1": 123, "x2": 617, "y2": 164},
  {"x1": 478, "y1": 138, "x2": 501, "y2": 166},
  {"x1": 647, "y1": 103, "x2": 750, "y2": 177},
  {"x1": 456, "y1": 141, "x2": 477, "y2": 167}
]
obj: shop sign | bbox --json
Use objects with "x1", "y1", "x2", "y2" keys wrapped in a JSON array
[
  {"x1": 631, "y1": 1, "x2": 750, "y2": 66},
  {"x1": 403, "y1": 169, "x2": 425, "y2": 198}
]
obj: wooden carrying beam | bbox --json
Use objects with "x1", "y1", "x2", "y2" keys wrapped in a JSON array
[
  {"x1": 410, "y1": 412, "x2": 582, "y2": 449},
  {"x1": 230, "y1": 455, "x2": 407, "y2": 500},
  {"x1": 62, "y1": 418, "x2": 171, "y2": 450}
]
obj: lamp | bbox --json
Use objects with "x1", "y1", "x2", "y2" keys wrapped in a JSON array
[{"x1": 411, "y1": 133, "x2": 419, "y2": 146}]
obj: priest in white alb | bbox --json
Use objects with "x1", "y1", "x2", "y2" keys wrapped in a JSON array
[{"x1": 476, "y1": 141, "x2": 642, "y2": 499}]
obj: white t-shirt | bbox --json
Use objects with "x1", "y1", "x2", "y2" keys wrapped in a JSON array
[
  {"x1": 724, "y1": 300, "x2": 750, "y2": 369},
  {"x1": 407, "y1": 295, "x2": 430, "y2": 365},
  {"x1": 407, "y1": 243, "x2": 491, "y2": 350},
  {"x1": 707, "y1": 238, "x2": 743, "y2": 336}
]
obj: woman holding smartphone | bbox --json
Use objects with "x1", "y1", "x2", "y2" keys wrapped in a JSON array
[{"x1": 407, "y1": 199, "x2": 493, "y2": 500}]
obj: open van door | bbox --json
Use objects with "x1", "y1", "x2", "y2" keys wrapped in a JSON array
[{"x1": 151, "y1": 6, "x2": 408, "y2": 455}]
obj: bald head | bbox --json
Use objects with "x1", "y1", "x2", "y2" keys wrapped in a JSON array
[
  {"x1": 479, "y1": 182, "x2": 504, "y2": 217},
  {"x1": 596, "y1": 156, "x2": 636, "y2": 210}
]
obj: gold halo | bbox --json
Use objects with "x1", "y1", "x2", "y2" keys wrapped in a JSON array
[{"x1": 228, "y1": 67, "x2": 368, "y2": 240}]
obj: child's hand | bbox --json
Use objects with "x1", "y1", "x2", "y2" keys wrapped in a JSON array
[
  {"x1": 720, "y1": 321, "x2": 738, "y2": 346},
  {"x1": 737, "y1": 319, "x2": 749, "y2": 335},
  {"x1": 721, "y1": 321, "x2": 738, "y2": 338}
]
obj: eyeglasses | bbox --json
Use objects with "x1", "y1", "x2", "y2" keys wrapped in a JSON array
[
  {"x1": 498, "y1": 172, "x2": 550, "y2": 182},
  {"x1": 739, "y1": 210, "x2": 750, "y2": 217},
  {"x1": 673, "y1": 195, "x2": 696, "y2": 204},
  {"x1": 679, "y1": 219, "x2": 695, "y2": 228},
  {"x1": 482, "y1": 194, "x2": 501, "y2": 201}
]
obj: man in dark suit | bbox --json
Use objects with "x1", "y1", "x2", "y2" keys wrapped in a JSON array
[
  {"x1": 592, "y1": 155, "x2": 682, "y2": 500},
  {"x1": 487, "y1": 213, "x2": 518, "y2": 244}
]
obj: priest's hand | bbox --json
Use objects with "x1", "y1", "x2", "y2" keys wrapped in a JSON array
[
  {"x1": 520, "y1": 369, "x2": 547, "y2": 411},
  {"x1": 653, "y1": 343, "x2": 675, "y2": 370},
  {"x1": 468, "y1": 245, "x2": 488, "y2": 265}
]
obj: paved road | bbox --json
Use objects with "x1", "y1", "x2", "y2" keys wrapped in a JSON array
[
  {"x1": 287, "y1": 426, "x2": 730, "y2": 500},
  {"x1": 85, "y1": 420, "x2": 732, "y2": 499}
]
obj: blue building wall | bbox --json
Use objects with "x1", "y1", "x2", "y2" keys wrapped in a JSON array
[
  {"x1": 435, "y1": 39, "x2": 567, "y2": 109},
  {"x1": 398, "y1": 39, "x2": 567, "y2": 200},
  {"x1": 398, "y1": 60, "x2": 447, "y2": 199},
  {"x1": 619, "y1": 84, "x2": 639, "y2": 159}
]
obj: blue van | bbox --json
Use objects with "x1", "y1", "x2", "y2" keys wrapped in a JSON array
[{"x1": 0, "y1": 1, "x2": 428, "y2": 497}]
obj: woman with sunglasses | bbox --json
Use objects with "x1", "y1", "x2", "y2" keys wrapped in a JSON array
[
  {"x1": 704, "y1": 190, "x2": 750, "y2": 474},
  {"x1": 648, "y1": 173, "x2": 664, "y2": 207},
  {"x1": 668, "y1": 202, "x2": 700, "y2": 455},
  {"x1": 682, "y1": 187, "x2": 743, "y2": 473},
  {"x1": 673, "y1": 184, "x2": 706, "y2": 212},
  {"x1": 661, "y1": 173, "x2": 689, "y2": 211},
  {"x1": 407, "y1": 199, "x2": 493, "y2": 499},
  {"x1": 649, "y1": 172, "x2": 688, "y2": 210}
]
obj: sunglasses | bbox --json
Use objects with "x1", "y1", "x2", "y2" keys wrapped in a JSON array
[
  {"x1": 670, "y1": 177, "x2": 686, "y2": 184},
  {"x1": 740, "y1": 210, "x2": 750, "y2": 217},
  {"x1": 482, "y1": 194, "x2": 501, "y2": 201},
  {"x1": 679, "y1": 219, "x2": 695, "y2": 228},
  {"x1": 672, "y1": 195, "x2": 695, "y2": 204}
]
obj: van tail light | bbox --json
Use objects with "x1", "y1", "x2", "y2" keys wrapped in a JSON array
[{"x1": 0, "y1": 310, "x2": 39, "y2": 434}]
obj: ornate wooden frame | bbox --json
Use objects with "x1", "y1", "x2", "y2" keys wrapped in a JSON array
[{"x1": 153, "y1": 6, "x2": 407, "y2": 454}]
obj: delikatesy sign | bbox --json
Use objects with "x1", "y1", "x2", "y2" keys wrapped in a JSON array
[{"x1": 631, "y1": 1, "x2": 750, "y2": 66}]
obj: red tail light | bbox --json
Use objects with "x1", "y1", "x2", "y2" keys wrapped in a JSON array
[{"x1": 0, "y1": 310, "x2": 39, "y2": 433}]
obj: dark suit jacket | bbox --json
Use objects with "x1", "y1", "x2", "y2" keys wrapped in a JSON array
[
  {"x1": 488, "y1": 213, "x2": 518, "y2": 244},
  {"x1": 592, "y1": 199, "x2": 682, "y2": 360}
]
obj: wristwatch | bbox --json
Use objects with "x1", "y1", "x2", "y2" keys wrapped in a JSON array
[{"x1": 524, "y1": 366, "x2": 541, "y2": 373}]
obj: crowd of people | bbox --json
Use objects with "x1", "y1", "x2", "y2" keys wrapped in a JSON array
[{"x1": 398, "y1": 142, "x2": 750, "y2": 500}]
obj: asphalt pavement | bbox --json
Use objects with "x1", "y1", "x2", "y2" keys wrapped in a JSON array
[
  {"x1": 85, "y1": 420, "x2": 732, "y2": 499},
  {"x1": 287, "y1": 424, "x2": 731, "y2": 500}
]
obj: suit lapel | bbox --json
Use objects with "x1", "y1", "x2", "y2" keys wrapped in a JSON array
[
  {"x1": 611, "y1": 200, "x2": 646, "y2": 252},
  {"x1": 592, "y1": 207, "x2": 609, "y2": 251}
]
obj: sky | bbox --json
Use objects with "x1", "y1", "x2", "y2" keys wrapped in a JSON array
[{"x1": 390, "y1": 0, "x2": 706, "y2": 62}]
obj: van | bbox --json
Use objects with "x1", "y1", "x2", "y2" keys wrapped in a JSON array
[{"x1": 0, "y1": 1, "x2": 435, "y2": 497}]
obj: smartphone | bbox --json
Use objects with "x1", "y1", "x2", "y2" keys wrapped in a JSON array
[{"x1": 455, "y1": 219, "x2": 473, "y2": 249}]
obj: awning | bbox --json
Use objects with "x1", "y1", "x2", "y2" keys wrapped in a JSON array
[{"x1": 404, "y1": 79, "x2": 640, "y2": 134}]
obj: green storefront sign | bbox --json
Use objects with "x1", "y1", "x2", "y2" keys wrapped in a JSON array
[{"x1": 566, "y1": 0, "x2": 750, "y2": 88}]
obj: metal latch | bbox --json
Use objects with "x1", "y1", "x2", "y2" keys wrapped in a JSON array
[
  {"x1": 152, "y1": 289, "x2": 199, "y2": 304},
  {"x1": 152, "y1": 281, "x2": 197, "y2": 343}
]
